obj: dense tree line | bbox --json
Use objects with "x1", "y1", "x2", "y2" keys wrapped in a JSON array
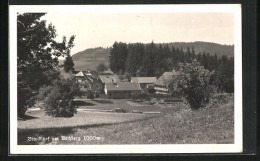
[
  {"x1": 109, "y1": 41, "x2": 234, "y2": 93},
  {"x1": 162, "y1": 41, "x2": 234, "y2": 58}
]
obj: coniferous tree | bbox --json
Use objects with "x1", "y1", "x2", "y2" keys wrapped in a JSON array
[
  {"x1": 125, "y1": 44, "x2": 138, "y2": 76},
  {"x1": 186, "y1": 47, "x2": 192, "y2": 63},
  {"x1": 215, "y1": 56, "x2": 234, "y2": 92},
  {"x1": 109, "y1": 42, "x2": 127, "y2": 74},
  {"x1": 141, "y1": 41, "x2": 157, "y2": 76},
  {"x1": 64, "y1": 54, "x2": 74, "y2": 73}
]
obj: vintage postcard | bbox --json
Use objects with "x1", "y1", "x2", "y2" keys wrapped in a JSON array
[{"x1": 9, "y1": 4, "x2": 242, "y2": 154}]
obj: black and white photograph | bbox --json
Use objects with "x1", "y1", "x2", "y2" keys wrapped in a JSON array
[{"x1": 9, "y1": 4, "x2": 242, "y2": 154}]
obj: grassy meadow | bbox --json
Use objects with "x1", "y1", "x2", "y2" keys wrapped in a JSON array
[{"x1": 18, "y1": 95, "x2": 234, "y2": 145}]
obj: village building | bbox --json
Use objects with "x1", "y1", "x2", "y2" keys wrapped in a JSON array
[
  {"x1": 104, "y1": 82, "x2": 141, "y2": 99},
  {"x1": 130, "y1": 77, "x2": 157, "y2": 89},
  {"x1": 73, "y1": 70, "x2": 102, "y2": 90},
  {"x1": 154, "y1": 70, "x2": 177, "y2": 94}
]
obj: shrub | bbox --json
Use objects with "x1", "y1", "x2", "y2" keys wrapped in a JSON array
[
  {"x1": 38, "y1": 78, "x2": 80, "y2": 117},
  {"x1": 175, "y1": 60, "x2": 214, "y2": 109},
  {"x1": 86, "y1": 90, "x2": 95, "y2": 100},
  {"x1": 96, "y1": 63, "x2": 108, "y2": 73}
]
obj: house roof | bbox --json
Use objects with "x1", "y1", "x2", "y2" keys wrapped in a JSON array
[
  {"x1": 131, "y1": 77, "x2": 157, "y2": 84},
  {"x1": 105, "y1": 82, "x2": 141, "y2": 91},
  {"x1": 154, "y1": 70, "x2": 177, "y2": 86},
  {"x1": 75, "y1": 71, "x2": 85, "y2": 77},
  {"x1": 99, "y1": 75, "x2": 120, "y2": 84},
  {"x1": 74, "y1": 70, "x2": 100, "y2": 83}
]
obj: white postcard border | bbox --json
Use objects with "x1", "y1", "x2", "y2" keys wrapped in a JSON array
[{"x1": 9, "y1": 4, "x2": 242, "y2": 154}]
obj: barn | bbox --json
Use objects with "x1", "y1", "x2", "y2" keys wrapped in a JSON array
[
  {"x1": 154, "y1": 70, "x2": 177, "y2": 94},
  {"x1": 104, "y1": 82, "x2": 141, "y2": 99}
]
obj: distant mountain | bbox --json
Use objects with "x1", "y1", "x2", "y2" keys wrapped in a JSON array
[
  {"x1": 60, "y1": 42, "x2": 233, "y2": 71},
  {"x1": 162, "y1": 41, "x2": 234, "y2": 57}
]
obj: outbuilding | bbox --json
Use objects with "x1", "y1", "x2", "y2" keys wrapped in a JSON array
[
  {"x1": 104, "y1": 82, "x2": 141, "y2": 99},
  {"x1": 154, "y1": 70, "x2": 177, "y2": 94},
  {"x1": 131, "y1": 77, "x2": 157, "y2": 89}
]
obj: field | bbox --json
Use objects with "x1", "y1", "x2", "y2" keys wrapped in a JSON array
[{"x1": 18, "y1": 96, "x2": 234, "y2": 145}]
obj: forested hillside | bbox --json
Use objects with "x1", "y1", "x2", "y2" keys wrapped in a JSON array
[
  {"x1": 163, "y1": 41, "x2": 234, "y2": 57},
  {"x1": 109, "y1": 41, "x2": 234, "y2": 93},
  {"x1": 70, "y1": 41, "x2": 233, "y2": 65}
]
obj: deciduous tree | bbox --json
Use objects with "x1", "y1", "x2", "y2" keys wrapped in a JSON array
[
  {"x1": 17, "y1": 13, "x2": 75, "y2": 116},
  {"x1": 38, "y1": 78, "x2": 80, "y2": 117},
  {"x1": 176, "y1": 60, "x2": 213, "y2": 109}
]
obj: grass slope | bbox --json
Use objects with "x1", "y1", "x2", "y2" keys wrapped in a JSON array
[
  {"x1": 59, "y1": 47, "x2": 111, "y2": 71},
  {"x1": 72, "y1": 47, "x2": 110, "y2": 71}
]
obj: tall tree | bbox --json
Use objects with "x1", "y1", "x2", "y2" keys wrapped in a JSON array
[
  {"x1": 109, "y1": 42, "x2": 119, "y2": 73},
  {"x1": 64, "y1": 54, "x2": 75, "y2": 73},
  {"x1": 109, "y1": 42, "x2": 128, "y2": 74},
  {"x1": 139, "y1": 41, "x2": 157, "y2": 76},
  {"x1": 17, "y1": 13, "x2": 75, "y2": 116},
  {"x1": 215, "y1": 56, "x2": 234, "y2": 92},
  {"x1": 125, "y1": 44, "x2": 138, "y2": 76}
]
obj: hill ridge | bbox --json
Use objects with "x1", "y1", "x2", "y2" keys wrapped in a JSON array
[{"x1": 64, "y1": 41, "x2": 233, "y2": 71}]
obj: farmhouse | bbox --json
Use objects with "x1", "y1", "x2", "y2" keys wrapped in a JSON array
[
  {"x1": 73, "y1": 70, "x2": 102, "y2": 89},
  {"x1": 104, "y1": 82, "x2": 141, "y2": 99},
  {"x1": 130, "y1": 77, "x2": 157, "y2": 89},
  {"x1": 154, "y1": 70, "x2": 177, "y2": 94}
]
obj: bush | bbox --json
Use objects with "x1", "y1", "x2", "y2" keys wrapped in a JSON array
[
  {"x1": 208, "y1": 93, "x2": 234, "y2": 108},
  {"x1": 38, "y1": 78, "x2": 80, "y2": 117},
  {"x1": 97, "y1": 63, "x2": 108, "y2": 73},
  {"x1": 176, "y1": 60, "x2": 214, "y2": 109}
]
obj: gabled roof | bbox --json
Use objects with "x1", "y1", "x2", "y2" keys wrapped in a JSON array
[
  {"x1": 75, "y1": 71, "x2": 85, "y2": 77},
  {"x1": 131, "y1": 77, "x2": 157, "y2": 84},
  {"x1": 154, "y1": 70, "x2": 177, "y2": 86},
  {"x1": 74, "y1": 70, "x2": 100, "y2": 83},
  {"x1": 105, "y1": 82, "x2": 141, "y2": 91}
]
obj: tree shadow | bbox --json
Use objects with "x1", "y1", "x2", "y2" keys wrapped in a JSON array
[
  {"x1": 92, "y1": 99, "x2": 113, "y2": 104},
  {"x1": 73, "y1": 100, "x2": 95, "y2": 106},
  {"x1": 18, "y1": 115, "x2": 38, "y2": 121}
]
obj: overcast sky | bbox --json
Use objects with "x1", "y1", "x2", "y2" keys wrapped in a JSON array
[{"x1": 42, "y1": 12, "x2": 234, "y2": 55}]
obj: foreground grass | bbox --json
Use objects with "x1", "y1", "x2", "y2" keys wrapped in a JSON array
[
  {"x1": 18, "y1": 101, "x2": 233, "y2": 145},
  {"x1": 18, "y1": 110, "x2": 154, "y2": 129}
]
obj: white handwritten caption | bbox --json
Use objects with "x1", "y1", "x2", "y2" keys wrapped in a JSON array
[{"x1": 27, "y1": 136, "x2": 102, "y2": 142}]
